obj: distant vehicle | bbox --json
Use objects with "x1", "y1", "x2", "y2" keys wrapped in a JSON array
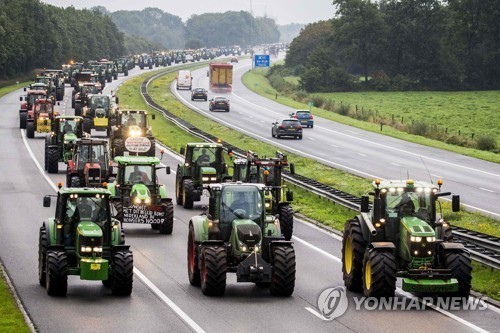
[
  {"x1": 230, "y1": 57, "x2": 238, "y2": 63},
  {"x1": 292, "y1": 110, "x2": 314, "y2": 128},
  {"x1": 272, "y1": 119, "x2": 303, "y2": 139},
  {"x1": 176, "y1": 70, "x2": 192, "y2": 90},
  {"x1": 208, "y1": 63, "x2": 233, "y2": 93},
  {"x1": 191, "y1": 88, "x2": 208, "y2": 101},
  {"x1": 209, "y1": 96, "x2": 230, "y2": 112}
]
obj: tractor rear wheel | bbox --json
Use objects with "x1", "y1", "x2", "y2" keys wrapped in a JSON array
[
  {"x1": 279, "y1": 204, "x2": 294, "y2": 241},
  {"x1": 151, "y1": 223, "x2": 160, "y2": 230},
  {"x1": 111, "y1": 250, "x2": 134, "y2": 296},
  {"x1": 159, "y1": 202, "x2": 174, "y2": 234},
  {"x1": 83, "y1": 118, "x2": 92, "y2": 134},
  {"x1": 26, "y1": 122, "x2": 35, "y2": 138},
  {"x1": 113, "y1": 201, "x2": 123, "y2": 221},
  {"x1": 444, "y1": 250, "x2": 472, "y2": 298},
  {"x1": 188, "y1": 224, "x2": 201, "y2": 286},
  {"x1": 38, "y1": 226, "x2": 48, "y2": 287},
  {"x1": 362, "y1": 248, "x2": 396, "y2": 298},
  {"x1": 201, "y1": 246, "x2": 226, "y2": 296},
  {"x1": 20, "y1": 112, "x2": 27, "y2": 129},
  {"x1": 175, "y1": 172, "x2": 183, "y2": 205},
  {"x1": 146, "y1": 139, "x2": 155, "y2": 157},
  {"x1": 47, "y1": 147, "x2": 59, "y2": 174},
  {"x1": 342, "y1": 218, "x2": 366, "y2": 291},
  {"x1": 70, "y1": 176, "x2": 80, "y2": 187},
  {"x1": 270, "y1": 245, "x2": 296, "y2": 296},
  {"x1": 182, "y1": 179, "x2": 195, "y2": 209},
  {"x1": 74, "y1": 103, "x2": 81, "y2": 116},
  {"x1": 46, "y1": 250, "x2": 68, "y2": 296},
  {"x1": 44, "y1": 139, "x2": 49, "y2": 170},
  {"x1": 113, "y1": 139, "x2": 124, "y2": 158}
]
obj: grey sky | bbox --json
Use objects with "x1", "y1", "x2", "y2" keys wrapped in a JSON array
[{"x1": 40, "y1": 0, "x2": 335, "y2": 25}]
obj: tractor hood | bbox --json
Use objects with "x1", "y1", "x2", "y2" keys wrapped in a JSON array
[
  {"x1": 130, "y1": 183, "x2": 151, "y2": 203},
  {"x1": 64, "y1": 132, "x2": 77, "y2": 143},
  {"x1": 401, "y1": 216, "x2": 435, "y2": 237},
  {"x1": 77, "y1": 221, "x2": 103, "y2": 237},
  {"x1": 200, "y1": 166, "x2": 217, "y2": 183},
  {"x1": 232, "y1": 219, "x2": 262, "y2": 248}
]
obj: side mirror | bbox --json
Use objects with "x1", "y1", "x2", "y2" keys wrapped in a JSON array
[
  {"x1": 286, "y1": 190, "x2": 293, "y2": 202},
  {"x1": 19, "y1": 96, "x2": 23, "y2": 101},
  {"x1": 360, "y1": 196, "x2": 369, "y2": 213},
  {"x1": 289, "y1": 163, "x2": 295, "y2": 175},
  {"x1": 152, "y1": 114, "x2": 156, "y2": 120},
  {"x1": 115, "y1": 96, "x2": 119, "y2": 104},
  {"x1": 43, "y1": 196, "x2": 51, "y2": 207},
  {"x1": 180, "y1": 147, "x2": 185, "y2": 155},
  {"x1": 57, "y1": 102, "x2": 60, "y2": 106},
  {"x1": 452, "y1": 195, "x2": 460, "y2": 212},
  {"x1": 166, "y1": 166, "x2": 171, "y2": 175}
]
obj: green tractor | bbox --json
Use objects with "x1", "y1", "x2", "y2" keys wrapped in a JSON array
[
  {"x1": 108, "y1": 156, "x2": 174, "y2": 234},
  {"x1": 232, "y1": 151, "x2": 295, "y2": 240},
  {"x1": 110, "y1": 110, "x2": 156, "y2": 158},
  {"x1": 39, "y1": 186, "x2": 133, "y2": 296},
  {"x1": 115, "y1": 59, "x2": 129, "y2": 76},
  {"x1": 175, "y1": 143, "x2": 231, "y2": 209},
  {"x1": 342, "y1": 179, "x2": 472, "y2": 298},
  {"x1": 45, "y1": 116, "x2": 84, "y2": 174},
  {"x1": 82, "y1": 94, "x2": 118, "y2": 136},
  {"x1": 188, "y1": 182, "x2": 296, "y2": 296},
  {"x1": 66, "y1": 138, "x2": 113, "y2": 188}
]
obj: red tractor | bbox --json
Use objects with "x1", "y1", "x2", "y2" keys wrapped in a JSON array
[
  {"x1": 26, "y1": 99, "x2": 58, "y2": 139},
  {"x1": 66, "y1": 138, "x2": 113, "y2": 187},
  {"x1": 19, "y1": 90, "x2": 48, "y2": 129}
]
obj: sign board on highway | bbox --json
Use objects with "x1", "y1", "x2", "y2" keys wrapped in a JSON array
[
  {"x1": 123, "y1": 205, "x2": 166, "y2": 224},
  {"x1": 254, "y1": 55, "x2": 270, "y2": 68}
]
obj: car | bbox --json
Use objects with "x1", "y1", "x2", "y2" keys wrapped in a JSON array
[
  {"x1": 230, "y1": 57, "x2": 238, "y2": 63},
  {"x1": 209, "y1": 96, "x2": 230, "y2": 112},
  {"x1": 191, "y1": 88, "x2": 208, "y2": 101},
  {"x1": 292, "y1": 110, "x2": 314, "y2": 128},
  {"x1": 272, "y1": 118, "x2": 303, "y2": 139}
]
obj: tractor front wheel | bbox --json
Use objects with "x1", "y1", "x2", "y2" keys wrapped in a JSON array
[
  {"x1": 362, "y1": 248, "x2": 396, "y2": 298},
  {"x1": 20, "y1": 112, "x2": 27, "y2": 129},
  {"x1": 113, "y1": 139, "x2": 124, "y2": 158},
  {"x1": 188, "y1": 224, "x2": 201, "y2": 286},
  {"x1": 342, "y1": 218, "x2": 365, "y2": 291},
  {"x1": 47, "y1": 147, "x2": 59, "y2": 174},
  {"x1": 111, "y1": 250, "x2": 134, "y2": 296},
  {"x1": 26, "y1": 122, "x2": 35, "y2": 138},
  {"x1": 279, "y1": 204, "x2": 294, "y2": 241},
  {"x1": 38, "y1": 226, "x2": 48, "y2": 287},
  {"x1": 83, "y1": 118, "x2": 92, "y2": 134},
  {"x1": 74, "y1": 103, "x2": 81, "y2": 116},
  {"x1": 270, "y1": 245, "x2": 296, "y2": 296},
  {"x1": 175, "y1": 172, "x2": 183, "y2": 205},
  {"x1": 182, "y1": 179, "x2": 195, "y2": 209},
  {"x1": 146, "y1": 139, "x2": 155, "y2": 157},
  {"x1": 46, "y1": 250, "x2": 68, "y2": 296},
  {"x1": 159, "y1": 202, "x2": 174, "y2": 234},
  {"x1": 444, "y1": 250, "x2": 472, "y2": 298},
  {"x1": 201, "y1": 246, "x2": 226, "y2": 296}
]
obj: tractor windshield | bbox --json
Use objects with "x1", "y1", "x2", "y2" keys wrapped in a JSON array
[
  {"x1": 121, "y1": 113, "x2": 147, "y2": 128},
  {"x1": 220, "y1": 185, "x2": 263, "y2": 224},
  {"x1": 65, "y1": 194, "x2": 109, "y2": 224},
  {"x1": 35, "y1": 103, "x2": 53, "y2": 113},
  {"x1": 76, "y1": 144, "x2": 107, "y2": 171},
  {"x1": 191, "y1": 146, "x2": 222, "y2": 165},
  {"x1": 124, "y1": 165, "x2": 153, "y2": 185},
  {"x1": 35, "y1": 77, "x2": 51, "y2": 85},
  {"x1": 385, "y1": 190, "x2": 433, "y2": 222},
  {"x1": 90, "y1": 96, "x2": 109, "y2": 109}
]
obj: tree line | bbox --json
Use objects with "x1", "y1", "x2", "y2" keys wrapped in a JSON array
[
  {"x1": 284, "y1": 0, "x2": 500, "y2": 91},
  {"x1": 0, "y1": 0, "x2": 125, "y2": 78}
]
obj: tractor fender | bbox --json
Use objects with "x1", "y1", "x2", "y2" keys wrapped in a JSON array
[
  {"x1": 439, "y1": 242, "x2": 465, "y2": 251},
  {"x1": 107, "y1": 182, "x2": 117, "y2": 197},
  {"x1": 19, "y1": 108, "x2": 27, "y2": 113},
  {"x1": 46, "y1": 218, "x2": 58, "y2": 245},
  {"x1": 158, "y1": 184, "x2": 168, "y2": 198},
  {"x1": 67, "y1": 160, "x2": 76, "y2": 173},
  {"x1": 190, "y1": 216, "x2": 209, "y2": 242},
  {"x1": 368, "y1": 242, "x2": 395, "y2": 251},
  {"x1": 111, "y1": 245, "x2": 131, "y2": 254}
]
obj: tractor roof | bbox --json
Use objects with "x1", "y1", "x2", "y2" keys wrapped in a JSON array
[
  {"x1": 75, "y1": 138, "x2": 108, "y2": 145},
  {"x1": 186, "y1": 142, "x2": 222, "y2": 148},
  {"x1": 118, "y1": 110, "x2": 148, "y2": 115},
  {"x1": 208, "y1": 182, "x2": 269, "y2": 191},
  {"x1": 114, "y1": 156, "x2": 161, "y2": 165},
  {"x1": 55, "y1": 115, "x2": 83, "y2": 120},
  {"x1": 374, "y1": 179, "x2": 438, "y2": 191},
  {"x1": 59, "y1": 187, "x2": 111, "y2": 196}
]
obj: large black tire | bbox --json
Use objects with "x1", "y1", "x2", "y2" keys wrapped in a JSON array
[
  {"x1": 113, "y1": 73, "x2": 118, "y2": 80},
  {"x1": 75, "y1": 103, "x2": 81, "y2": 116},
  {"x1": 71, "y1": 98, "x2": 75, "y2": 108},
  {"x1": 201, "y1": 246, "x2": 226, "y2": 296},
  {"x1": 38, "y1": 226, "x2": 48, "y2": 287},
  {"x1": 444, "y1": 250, "x2": 472, "y2": 298},
  {"x1": 46, "y1": 250, "x2": 68, "y2": 296},
  {"x1": 362, "y1": 248, "x2": 397, "y2": 298},
  {"x1": 26, "y1": 121, "x2": 35, "y2": 138},
  {"x1": 107, "y1": 75, "x2": 112, "y2": 83},
  {"x1": 56, "y1": 88, "x2": 63, "y2": 101},
  {"x1": 113, "y1": 201, "x2": 123, "y2": 221},
  {"x1": 70, "y1": 176, "x2": 80, "y2": 187},
  {"x1": 47, "y1": 147, "x2": 59, "y2": 174},
  {"x1": 107, "y1": 118, "x2": 116, "y2": 137},
  {"x1": 159, "y1": 202, "x2": 174, "y2": 234},
  {"x1": 124, "y1": 70, "x2": 129, "y2": 76},
  {"x1": 20, "y1": 112, "x2": 27, "y2": 129},
  {"x1": 146, "y1": 139, "x2": 155, "y2": 157},
  {"x1": 111, "y1": 250, "x2": 134, "y2": 296},
  {"x1": 187, "y1": 224, "x2": 201, "y2": 286},
  {"x1": 270, "y1": 245, "x2": 296, "y2": 296},
  {"x1": 279, "y1": 204, "x2": 294, "y2": 241},
  {"x1": 113, "y1": 139, "x2": 124, "y2": 158},
  {"x1": 182, "y1": 179, "x2": 195, "y2": 209},
  {"x1": 83, "y1": 118, "x2": 92, "y2": 134},
  {"x1": 175, "y1": 169, "x2": 183, "y2": 205},
  {"x1": 342, "y1": 218, "x2": 366, "y2": 291},
  {"x1": 44, "y1": 138, "x2": 49, "y2": 170}
]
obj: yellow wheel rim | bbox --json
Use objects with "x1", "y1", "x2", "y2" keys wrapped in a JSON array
[
  {"x1": 365, "y1": 260, "x2": 371, "y2": 290},
  {"x1": 344, "y1": 236, "x2": 353, "y2": 274}
]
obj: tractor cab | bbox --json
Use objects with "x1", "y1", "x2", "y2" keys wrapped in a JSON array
[
  {"x1": 44, "y1": 116, "x2": 84, "y2": 173},
  {"x1": 66, "y1": 139, "x2": 111, "y2": 187},
  {"x1": 26, "y1": 99, "x2": 58, "y2": 138},
  {"x1": 82, "y1": 94, "x2": 117, "y2": 136},
  {"x1": 110, "y1": 110, "x2": 156, "y2": 157}
]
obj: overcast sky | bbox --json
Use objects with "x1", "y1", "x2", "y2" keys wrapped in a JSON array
[{"x1": 40, "y1": 0, "x2": 335, "y2": 25}]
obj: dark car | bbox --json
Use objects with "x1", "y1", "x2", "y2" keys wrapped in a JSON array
[
  {"x1": 292, "y1": 110, "x2": 314, "y2": 128},
  {"x1": 209, "y1": 96, "x2": 230, "y2": 112},
  {"x1": 191, "y1": 88, "x2": 208, "y2": 101},
  {"x1": 230, "y1": 57, "x2": 238, "y2": 63},
  {"x1": 272, "y1": 118, "x2": 303, "y2": 139}
]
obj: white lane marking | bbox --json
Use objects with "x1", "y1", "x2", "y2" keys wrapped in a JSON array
[
  {"x1": 357, "y1": 153, "x2": 367, "y2": 157},
  {"x1": 391, "y1": 163, "x2": 401, "y2": 167},
  {"x1": 480, "y1": 188, "x2": 494, "y2": 193},
  {"x1": 305, "y1": 307, "x2": 327, "y2": 320},
  {"x1": 22, "y1": 130, "x2": 205, "y2": 333},
  {"x1": 295, "y1": 222, "x2": 495, "y2": 331},
  {"x1": 330, "y1": 144, "x2": 339, "y2": 148},
  {"x1": 431, "y1": 174, "x2": 443, "y2": 178},
  {"x1": 309, "y1": 138, "x2": 315, "y2": 141}
]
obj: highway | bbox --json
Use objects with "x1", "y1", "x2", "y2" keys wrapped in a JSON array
[{"x1": 0, "y1": 61, "x2": 498, "y2": 333}]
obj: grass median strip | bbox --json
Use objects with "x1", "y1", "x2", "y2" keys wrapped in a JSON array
[{"x1": 118, "y1": 67, "x2": 499, "y2": 301}]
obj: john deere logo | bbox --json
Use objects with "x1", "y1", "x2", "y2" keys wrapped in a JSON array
[{"x1": 422, "y1": 243, "x2": 426, "y2": 247}]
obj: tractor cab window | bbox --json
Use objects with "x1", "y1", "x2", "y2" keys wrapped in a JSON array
[
  {"x1": 65, "y1": 195, "x2": 109, "y2": 224},
  {"x1": 91, "y1": 96, "x2": 109, "y2": 109},
  {"x1": 124, "y1": 165, "x2": 153, "y2": 185},
  {"x1": 60, "y1": 119, "x2": 74, "y2": 134},
  {"x1": 76, "y1": 145, "x2": 106, "y2": 170},
  {"x1": 220, "y1": 186, "x2": 263, "y2": 225},
  {"x1": 192, "y1": 147, "x2": 221, "y2": 165},
  {"x1": 385, "y1": 190, "x2": 432, "y2": 221}
]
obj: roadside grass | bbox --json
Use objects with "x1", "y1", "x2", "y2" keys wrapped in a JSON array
[
  {"x1": 471, "y1": 261, "x2": 500, "y2": 301},
  {"x1": 0, "y1": 81, "x2": 32, "y2": 97},
  {"x1": 242, "y1": 71, "x2": 500, "y2": 163},
  {"x1": 0, "y1": 267, "x2": 30, "y2": 333},
  {"x1": 118, "y1": 68, "x2": 500, "y2": 300}
]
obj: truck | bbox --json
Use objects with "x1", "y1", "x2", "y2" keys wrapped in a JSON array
[{"x1": 208, "y1": 63, "x2": 233, "y2": 93}]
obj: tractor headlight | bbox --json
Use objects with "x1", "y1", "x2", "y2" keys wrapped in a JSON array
[
  {"x1": 265, "y1": 202, "x2": 270, "y2": 208},
  {"x1": 210, "y1": 177, "x2": 217, "y2": 181},
  {"x1": 410, "y1": 236, "x2": 422, "y2": 242},
  {"x1": 81, "y1": 246, "x2": 92, "y2": 253},
  {"x1": 144, "y1": 198, "x2": 151, "y2": 204},
  {"x1": 202, "y1": 177, "x2": 209, "y2": 181},
  {"x1": 426, "y1": 236, "x2": 435, "y2": 242},
  {"x1": 134, "y1": 197, "x2": 141, "y2": 204},
  {"x1": 93, "y1": 247, "x2": 103, "y2": 253}
]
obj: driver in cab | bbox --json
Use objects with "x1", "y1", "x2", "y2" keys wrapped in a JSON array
[{"x1": 128, "y1": 165, "x2": 150, "y2": 184}]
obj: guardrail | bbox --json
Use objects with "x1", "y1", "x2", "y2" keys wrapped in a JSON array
[{"x1": 140, "y1": 71, "x2": 500, "y2": 270}]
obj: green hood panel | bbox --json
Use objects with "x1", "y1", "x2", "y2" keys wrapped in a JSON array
[
  {"x1": 401, "y1": 216, "x2": 434, "y2": 236},
  {"x1": 64, "y1": 132, "x2": 77, "y2": 142},
  {"x1": 131, "y1": 183, "x2": 151, "y2": 200},
  {"x1": 77, "y1": 222, "x2": 103, "y2": 237},
  {"x1": 200, "y1": 166, "x2": 216, "y2": 175}
]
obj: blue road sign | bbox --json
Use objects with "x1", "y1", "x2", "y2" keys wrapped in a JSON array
[{"x1": 254, "y1": 55, "x2": 270, "y2": 67}]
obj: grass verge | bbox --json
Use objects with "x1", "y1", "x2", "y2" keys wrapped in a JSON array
[
  {"x1": 0, "y1": 267, "x2": 30, "y2": 333},
  {"x1": 118, "y1": 67, "x2": 500, "y2": 301}
]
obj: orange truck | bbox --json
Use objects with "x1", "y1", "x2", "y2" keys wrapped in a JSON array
[{"x1": 208, "y1": 63, "x2": 233, "y2": 93}]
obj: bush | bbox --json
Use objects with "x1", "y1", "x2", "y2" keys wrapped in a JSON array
[
  {"x1": 476, "y1": 135, "x2": 497, "y2": 151},
  {"x1": 408, "y1": 120, "x2": 429, "y2": 136},
  {"x1": 294, "y1": 90, "x2": 308, "y2": 102},
  {"x1": 336, "y1": 104, "x2": 351, "y2": 116},
  {"x1": 311, "y1": 95, "x2": 325, "y2": 108},
  {"x1": 324, "y1": 99, "x2": 335, "y2": 111},
  {"x1": 370, "y1": 70, "x2": 391, "y2": 90},
  {"x1": 391, "y1": 75, "x2": 414, "y2": 91}
]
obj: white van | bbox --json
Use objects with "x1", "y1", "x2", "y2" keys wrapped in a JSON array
[{"x1": 176, "y1": 70, "x2": 192, "y2": 90}]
